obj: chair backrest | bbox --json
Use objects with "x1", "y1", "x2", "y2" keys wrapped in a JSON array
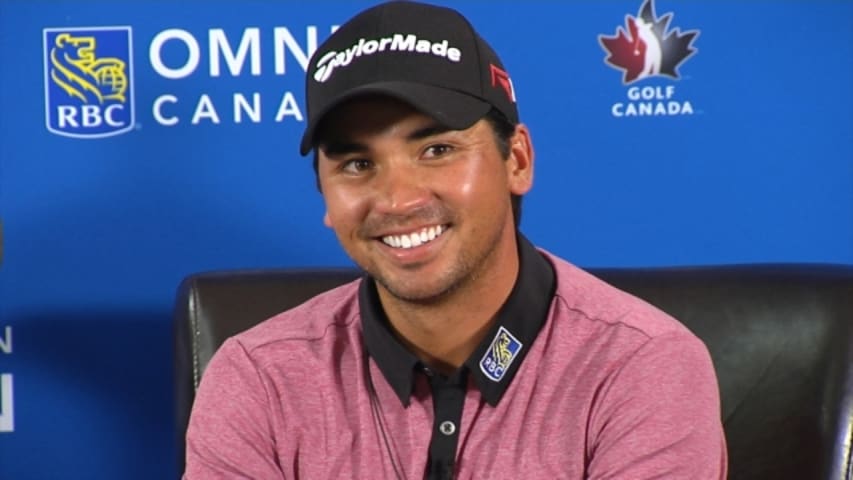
[{"x1": 174, "y1": 264, "x2": 853, "y2": 480}]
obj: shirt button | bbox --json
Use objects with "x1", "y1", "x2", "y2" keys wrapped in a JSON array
[{"x1": 439, "y1": 421, "x2": 456, "y2": 436}]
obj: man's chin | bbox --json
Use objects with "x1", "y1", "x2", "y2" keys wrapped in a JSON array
[{"x1": 375, "y1": 275, "x2": 461, "y2": 306}]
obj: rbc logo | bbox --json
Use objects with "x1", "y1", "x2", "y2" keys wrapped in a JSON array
[
  {"x1": 479, "y1": 326, "x2": 523, "y2": 382},
  {"x1": 43, "y1": 27, "x2": 135, "y2": 138}
]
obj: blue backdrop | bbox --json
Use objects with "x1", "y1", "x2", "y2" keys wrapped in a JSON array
[{"x1": 1, "y1": 1, "x2": 851, "y2": 478}]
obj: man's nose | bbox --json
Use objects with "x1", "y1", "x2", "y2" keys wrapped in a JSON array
[{"x1": 373, "y1": 161, "x2": 431, "y2": 214}]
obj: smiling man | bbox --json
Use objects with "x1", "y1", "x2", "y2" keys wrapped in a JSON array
[{"x1": 184, "y1": 2, "x2": 727, "y2": 479}]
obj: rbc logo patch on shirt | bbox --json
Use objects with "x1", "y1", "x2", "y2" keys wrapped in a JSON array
[
  {"x1": 43, "y1": 27, "x2": 135, "y2": 138},
  {"x1": 479, "y1": 326, "x2": 522, "y2": 382}
]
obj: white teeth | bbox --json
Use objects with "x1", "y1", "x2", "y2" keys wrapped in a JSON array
[
  {"x1": 409, "y1": 233, "x2": 422, "y2": 247},
  {"x1": 381, "y1": 225, "x2": 447, "y2": 249}
]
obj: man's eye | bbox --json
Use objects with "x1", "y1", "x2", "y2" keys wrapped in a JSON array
[
  {"x1": 341, "y1": 158, "x2": 373, "y2": 174},
  {"x1": 424, "y1": 144, "x2": 453, "y2": 158}
]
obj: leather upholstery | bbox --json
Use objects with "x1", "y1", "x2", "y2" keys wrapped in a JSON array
[{"x1": 174, "y1": 264, "x2": 853, "y2": 479}]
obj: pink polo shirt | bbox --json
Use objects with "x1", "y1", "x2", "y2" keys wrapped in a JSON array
[{"x1": 185, "y1": 242, "x2": 727, "y2": 479}]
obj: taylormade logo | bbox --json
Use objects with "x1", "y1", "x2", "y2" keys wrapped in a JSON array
[{"x1": 313, "y1": 33, "x2": 462, "y2": 83}]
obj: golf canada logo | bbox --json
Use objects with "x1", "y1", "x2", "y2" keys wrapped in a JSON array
[{"x1": 598, "y1": 0, "x2": 699, "y2": 117}]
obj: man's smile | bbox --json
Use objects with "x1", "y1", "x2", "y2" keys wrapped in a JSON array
[{"x1": 380, "y1": 224, "x2": 448, "y2": 249}]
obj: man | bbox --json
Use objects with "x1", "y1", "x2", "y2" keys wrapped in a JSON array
[{"x1": 185, "y1": 2, "x2": 727, "y2": 478}]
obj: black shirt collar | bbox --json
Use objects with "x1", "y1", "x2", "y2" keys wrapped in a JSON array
[{"x1": 359, "y1": 234, "x2": 556, "y2": 407}]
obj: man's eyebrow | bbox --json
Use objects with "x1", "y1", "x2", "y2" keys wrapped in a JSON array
[{"x1": 407, "y1": 124, "x2": 454, "y2": 141}]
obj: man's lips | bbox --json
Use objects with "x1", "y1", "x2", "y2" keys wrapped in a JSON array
[{"x1": 378, "y1": 224, "x2": 448, "y2": 249}]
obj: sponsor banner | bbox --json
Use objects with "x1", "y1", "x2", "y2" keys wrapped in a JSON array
[
  {"x1": 41, "y1": 25, "x2": 333, "y2": 139},
  {"x1": 1, "y1": 2, "x2": 850, "y2": 480}
]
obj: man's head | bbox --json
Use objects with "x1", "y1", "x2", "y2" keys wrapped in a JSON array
[{"x1": 302, "y1": 1, "x2": 534, "y2": 304}]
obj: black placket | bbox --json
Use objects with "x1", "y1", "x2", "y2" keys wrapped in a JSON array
[{"x1": 424, "y1": 367, "x2": 467, "y2": 480}]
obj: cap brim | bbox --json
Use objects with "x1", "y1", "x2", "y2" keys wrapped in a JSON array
[{"x1": 299, "y1": 81, "x2": 491, "y2": 155}]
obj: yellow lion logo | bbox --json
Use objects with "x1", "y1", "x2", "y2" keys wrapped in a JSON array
[
  {"x1": 49, "y1": 33, "x2": 127, "y2": 104},
  {"x1": 492, "y1": 332, "x2": 514, "y2": 370}
]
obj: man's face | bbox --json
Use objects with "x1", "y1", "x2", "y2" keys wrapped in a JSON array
[{"x1": 316, "y1": 96, "x2": 533, "y2": 304}]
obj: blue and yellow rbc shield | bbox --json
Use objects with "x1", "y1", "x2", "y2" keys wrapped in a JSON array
[
  {"x1": 43, "y1": 27, "x2": 135, "y2": 138},
  {"x1": 479, "y1": 326, "x2": 523, "y2": 382}
]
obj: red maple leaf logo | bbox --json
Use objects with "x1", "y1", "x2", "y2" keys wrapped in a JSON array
[
  {"x1": 600, "y1": 18, "x2": 647, "y2": 83},
  {"x1": 599, "y1": 0, "x2": 699, "y2": 84}
]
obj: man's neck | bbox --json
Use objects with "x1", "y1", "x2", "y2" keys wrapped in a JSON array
[{"x1": 376, "y1": 242, "x2": 520, "y2": 375}]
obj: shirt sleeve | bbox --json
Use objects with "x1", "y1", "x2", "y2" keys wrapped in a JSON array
[
  {"x1": 184, "y1": 338, "x2": 285, "y2": 480},
  {"x1": 586, "y1": 331, "x2": 728, "y2": 479}
]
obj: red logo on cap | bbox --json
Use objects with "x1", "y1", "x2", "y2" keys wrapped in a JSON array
[{"x1": 489, "y1": 64, "x2": 516, "y2": 103}]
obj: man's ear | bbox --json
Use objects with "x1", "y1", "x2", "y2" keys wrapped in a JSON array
[{"x1": 506, "y1": 124, "x2": 534, "y2": 196}]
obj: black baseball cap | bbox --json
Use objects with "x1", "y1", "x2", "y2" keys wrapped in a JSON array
[{"x1": 299, "y1": 0, "x2": 519, "y2": 155}]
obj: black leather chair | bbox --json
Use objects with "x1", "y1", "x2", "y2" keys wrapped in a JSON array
[{"x1": 174, "y1": 264, "x2": 853, "y2": 479}]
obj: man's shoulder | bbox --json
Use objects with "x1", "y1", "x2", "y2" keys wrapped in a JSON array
[
  {"x1": 231, "y1": 278, "x2": 362, "y2": 354},
  {"x1": 540, "y1": 249, "x2": 690, "y2": 341}
]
